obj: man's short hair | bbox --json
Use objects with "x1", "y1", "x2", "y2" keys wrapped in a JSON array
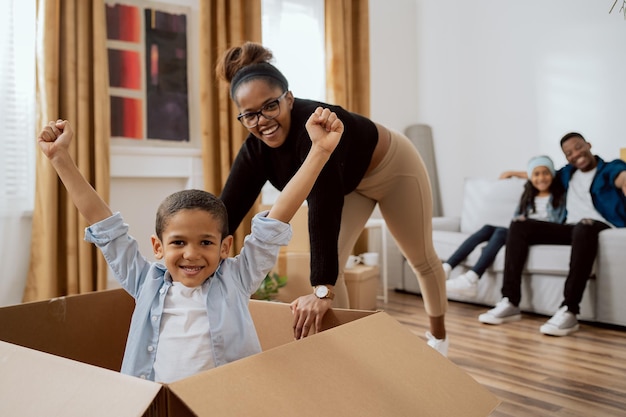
[{"x1": 560, "y1": 132, "x2": 586, "y2": 147}]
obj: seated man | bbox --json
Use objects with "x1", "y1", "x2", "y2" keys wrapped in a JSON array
[{"x1": 478, "y1": 132, "x2": 626, "y2": 336}]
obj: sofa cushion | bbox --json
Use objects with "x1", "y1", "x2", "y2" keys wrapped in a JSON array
[
  {"x1": 525, "y1": 245, "x2": 573, "y2": 275},
  {"x1": 460, "y1": 177, "x2": 526, "y2": 234},
  {"x1": 433, "y1": 230, "x2": 571, "y2": 275}
]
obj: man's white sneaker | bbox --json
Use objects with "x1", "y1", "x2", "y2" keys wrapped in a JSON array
[
  {"x1": 425, "y1": 331, "x2": 449, "y2": 357},
  {"x1": 446, "y1": 271, "x2": 478, "y2": 297},
  {"x1": 478, "y1": 297, "x2": 522, "y2": 325},
  {"x1": 540, "y1": 306, "x2": 579, "y2": 336}
]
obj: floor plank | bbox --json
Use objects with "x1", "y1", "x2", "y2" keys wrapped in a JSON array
[{"x1": 376, "y1": 290, "x2": 626, "y2": 417}]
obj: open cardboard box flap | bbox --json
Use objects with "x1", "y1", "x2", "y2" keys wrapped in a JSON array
[
  {"x1": 0, "y1": 289, "x2": 499, "y2": 416},
  {"x1": 170, "y1": 312, "x2": 499, "y2": 417},
  {"x1": 0, "y1": 287, "x2": 133, "y2": 371},
  {"x1": 0, "y1": 340, "x2": 163, "y2": 417}
]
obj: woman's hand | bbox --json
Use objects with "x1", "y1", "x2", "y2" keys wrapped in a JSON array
[
  {"x1": 289, "y1": 293, "x2": 333, "y2": 339},
  {"x1": 305, "y1": 107, "x2": 344, "y2": 155}
]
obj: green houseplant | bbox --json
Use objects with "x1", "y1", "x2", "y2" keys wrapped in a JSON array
[{"x1": 252, "y1": 272, "x2": 288, "y2": 301}]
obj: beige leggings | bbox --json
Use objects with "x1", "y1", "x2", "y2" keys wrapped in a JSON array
[{"x1": 332, "y1": 129, "x2": 448, "y2": 317}]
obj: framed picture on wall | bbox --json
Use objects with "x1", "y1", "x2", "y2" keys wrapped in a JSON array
[{"x1": 105, "y1": 1, "x2": 189, "y2": 143}]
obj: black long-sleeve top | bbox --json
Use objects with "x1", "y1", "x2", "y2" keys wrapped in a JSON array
[{"x1": 219, "y1": 98, "x2": 378, "y2": 286}]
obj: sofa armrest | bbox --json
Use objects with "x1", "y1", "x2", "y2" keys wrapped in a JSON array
[
  {"x1": 432, "y1": 217, "x2": 461, "y2": 232},
  {"x1": 595, "y1": 228, "x2": 626, "y2": 326}
]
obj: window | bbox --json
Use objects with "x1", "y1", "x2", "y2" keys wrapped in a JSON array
[
  {"x1": 260, "y1": 0, "x2": 325, "y2": 204},
  {"x1": 262, "y1": 0, "x2": 325, "y2": 102},
  {"x1": 0, "y1": 0, "x2": 36, "y2": 216}
]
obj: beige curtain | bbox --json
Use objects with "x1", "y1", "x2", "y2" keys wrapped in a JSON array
[
  {"x1": 199, "y1": 1, "x2": 262, "y2": 254},
  {"x1": 325, "y1": 0, "x2": 370, "y2": 117},
  {"x1": 325, "y1": 0, "x2": 370, "y2": 251},
  {"x1": 24, "y1": 0, "x2": 110, "y2": 302}
]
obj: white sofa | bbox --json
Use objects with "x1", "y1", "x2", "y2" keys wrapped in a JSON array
[{"x1": 395, "y1": 177, "x2": 626, "y2": 327}]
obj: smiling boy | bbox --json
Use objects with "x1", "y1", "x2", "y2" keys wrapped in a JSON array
[{"x1": 37, "y1": 107, "x2": 342, "y2": 382}]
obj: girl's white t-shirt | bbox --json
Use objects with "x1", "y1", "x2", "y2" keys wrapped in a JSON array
[
  {"x1": 153, "y1": 281, "x2": 215, "y2": 383},
  {"x1": 528, "y1": 195, "x2": 550, "y2": 221}
]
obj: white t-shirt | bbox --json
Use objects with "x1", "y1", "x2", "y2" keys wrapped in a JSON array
[
  {"x1": 153, "y1": 281, "x2": 215, "y2": 383},
  {"x1": 566, "y1": 168, "x2": 610, "y2": 225},
  {"x1": 528, "y1": 195, "x2": 550, "y2": 221}
]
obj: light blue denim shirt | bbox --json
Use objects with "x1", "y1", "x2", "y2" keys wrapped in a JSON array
[{"x1": 85, "y1": 210, "x2": 292, "y2": 381}]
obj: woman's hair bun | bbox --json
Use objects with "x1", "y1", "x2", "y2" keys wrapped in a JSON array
[{"x1": 216, "y1": 42, "x2": 274, "y2": 83}]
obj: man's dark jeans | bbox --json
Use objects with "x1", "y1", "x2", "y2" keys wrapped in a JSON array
[{"x1": 501, "y1": 219, "x2": 610, "y2": 314}]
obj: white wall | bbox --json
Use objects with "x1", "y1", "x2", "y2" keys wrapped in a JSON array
[{"x1": 370, "y1": 0, "x2": 626, "y2": 217}]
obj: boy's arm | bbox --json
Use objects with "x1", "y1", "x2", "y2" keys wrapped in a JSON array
[
  {"x1": 267, "y1": 107, "x2": 343, "y2": 223},
  {"x1": 38, "y1": 120, "x2": 113, "y2": 225}
]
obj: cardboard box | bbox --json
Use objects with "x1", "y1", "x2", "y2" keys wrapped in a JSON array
[
  {"x1": 0, "y1": 288, "x2": 499, "y2": 416},
  {"x1": 272, "y1": 252, "x2": 312, "y2": 303},
  {"x1": 345, "y1": 265, "x2": 379, "y2": 310}
]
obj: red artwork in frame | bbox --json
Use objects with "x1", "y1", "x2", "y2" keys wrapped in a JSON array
[{"x1": 105, "y1": 2, "x2": 189, "y2": 143}]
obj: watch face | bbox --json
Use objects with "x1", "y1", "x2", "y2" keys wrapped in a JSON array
[{"x1": 315, "y1": 286, "x2": 329, "y2": 298}]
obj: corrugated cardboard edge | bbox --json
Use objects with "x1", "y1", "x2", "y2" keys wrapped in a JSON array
[{"x1": 169, "y1": 312, "x2": 500, "y2": 417}]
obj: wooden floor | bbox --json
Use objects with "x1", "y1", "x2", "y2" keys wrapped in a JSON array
[{"x1": 376, "y1": 290, "x2": 626, "y2": 417}]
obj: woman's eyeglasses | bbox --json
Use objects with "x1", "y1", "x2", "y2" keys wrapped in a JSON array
[{"x1": 237, "y1": 91, "x2": 288, "y2": 128}]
